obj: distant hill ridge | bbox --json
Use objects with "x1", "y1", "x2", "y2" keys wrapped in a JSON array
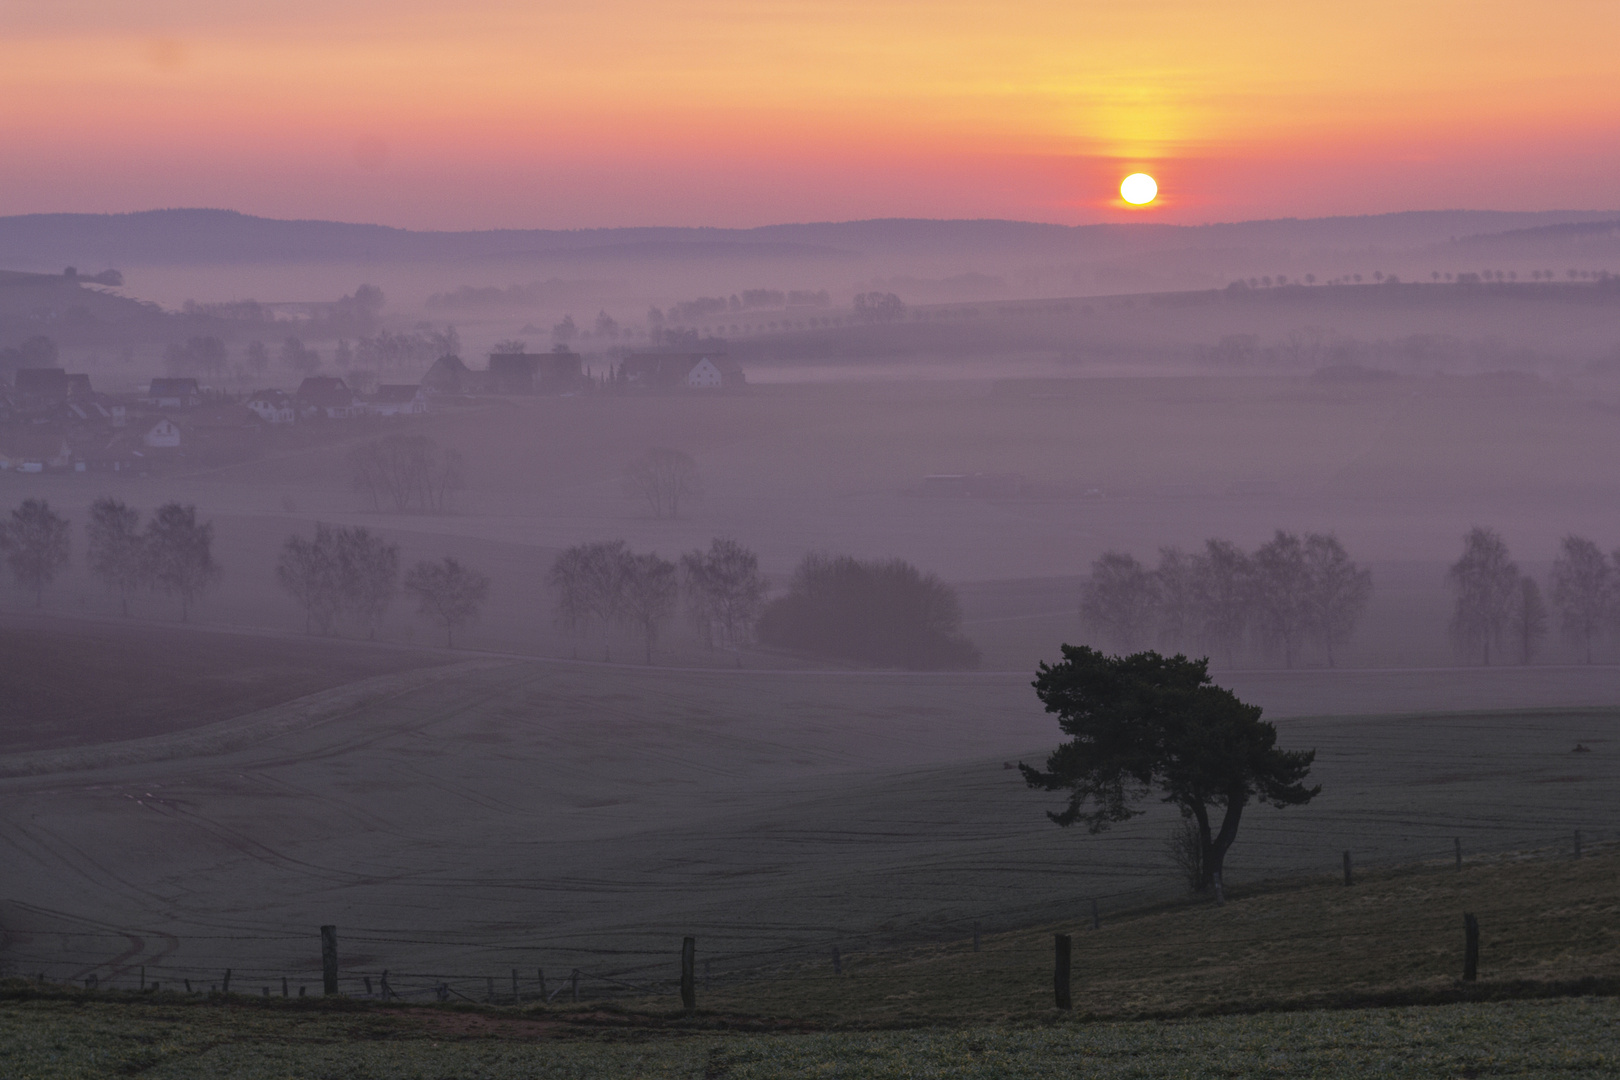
[{"x1": 0, "y1": 207, "x2": 1617, "y2": 267}]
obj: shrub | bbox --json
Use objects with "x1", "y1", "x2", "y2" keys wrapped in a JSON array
[{"x1": 757, "y1": 553, "x2": 978, "y2": 669}]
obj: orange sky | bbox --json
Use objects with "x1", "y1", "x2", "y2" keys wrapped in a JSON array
[{"x1": 2, "y1": 0, "x2": 1618, "y2": 228}]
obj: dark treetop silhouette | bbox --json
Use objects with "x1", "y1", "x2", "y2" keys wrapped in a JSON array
[{"x1": 1021, "y1": 645, "x2": 1319, "y2": 893}]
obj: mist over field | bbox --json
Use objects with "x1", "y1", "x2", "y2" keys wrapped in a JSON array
[{"x1": 2, "y1": 208, "x2": 1618, "y2": 1027}]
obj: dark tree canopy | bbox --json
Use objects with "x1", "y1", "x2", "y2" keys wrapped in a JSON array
[
  {"x1": 757, "y1": 553, "x2": 978, "y2": 669},
  {"x1": 1021, "y1": 645, "x2": 1318, "y2": 891}
]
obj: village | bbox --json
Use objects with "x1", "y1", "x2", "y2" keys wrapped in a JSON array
[{"x1": 0, "y1": 347, "x2": 743, "y2": 474}]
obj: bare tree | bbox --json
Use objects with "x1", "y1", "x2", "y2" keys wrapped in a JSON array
[
  {"x1": 1193, "y1": 539, "x2": 1254, "y2": 665},
  {"x1": 1153, "y1": 547, "x2": 1200, "y2": 655},
  {"x1": 144, "y1": 503, "x2": 219, "y2": 621},
  {"x1": 681, "y1": 538, "x2": 769, "y2": 649},
  {"x1": 1510, "y1": 577, "x2": 1549, "y2": 665},
  {"x1": 1550, "y1": 535, "x2": 1609, "y2": 663},
  {"x1": 404, "y1": 556, "x2": 490, "y2": 648},
  {"x1": 1448, "y1": 527, "x2": 1520, "y2": 665},
  {"x1": 623, "y1": 448, "x2": 702, "y2": 519},
  {"x1": 2, "y1": 499, "x2": 71, "y2": 606},
  {"x1": 1252, "y1": 531, "x2": 1314, "y2": 668},
  {"x1": 1303, "y1": 532, "x2": 1373, "y2": 668},
  {"x1": 86, "y1": 497, "x2": 145, "y2": 615},
  {"x1": 1078, "y1": 551, "x2": 1157, "y2": 652},
  {"x1": 351, "y1": 434, "x2": 464, "y2": 513},
  {"x1": 276, "y1": 524, "x2": 343, "y2": 634},
  {"x1": 337, "y1": 527, "x2": 400, "y2": 638},
  {"x1": 548, "y1": 540, "x2": 634, "y2": 659},
  {"x1": 621, "y1": 552, "x2": 679, "y2": 663},
  {"x1": 277, "y1": 524, "x2": 400, "y2": 637}
]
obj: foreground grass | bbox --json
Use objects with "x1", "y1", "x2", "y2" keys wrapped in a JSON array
[
  {"x1": 0, "y1": 993, "x2": 1616, "y2": 1079},
  {"x1": 672, "y1": 845, "x2": 1620, "y2": 1023}
]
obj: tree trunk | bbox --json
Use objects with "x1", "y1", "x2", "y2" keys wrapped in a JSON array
[{"x1": 1205, "y1": 793, "x2": 1247, "y2": 889}]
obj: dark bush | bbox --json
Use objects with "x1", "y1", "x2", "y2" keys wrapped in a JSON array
[{"x1": 757, "y1": 553, "x2": 979, "y2": 669}]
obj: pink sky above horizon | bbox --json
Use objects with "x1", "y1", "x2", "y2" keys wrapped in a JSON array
[{"x1": 3, "y1": 1, "x2": 1618, "y2": 230}]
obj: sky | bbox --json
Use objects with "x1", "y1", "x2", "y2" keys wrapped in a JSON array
[{"x1": 2, "y1": 0, "x2": 1618, "y2": 230}]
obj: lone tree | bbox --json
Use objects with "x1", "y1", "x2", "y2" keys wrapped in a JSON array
[
  {"x1": 86, "y1": 497, "x2": 145, "y2": 615},
  {"x1": 404, "y1": 556, "x2": 489, "y2": 647},
  {"x1": 2, "y1": 498, "x2": 71, "y2": 606},
  {"x1": 681, "y1": 538, "x2": 769, "y2": 649},
  {"x1": 143, "y1": 503, "x2": 219, "y2": 620},
  {"x1": 1447, "y1": 527, "x2": 1520, "y2": 665},
  {"x1": 1021, "y1": 646, "x2": 1319, "y2": 894},
  {"x1": 622, "y1": 448, "x2": 702, "y2": 519}
]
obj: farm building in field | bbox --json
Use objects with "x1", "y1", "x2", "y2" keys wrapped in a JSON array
[
  {"x1": 14, "y1": 368, "x2": 93, "y2": 411},
  {"x1": 246, "y1": 389, "x2": 296, "y2": 424},
  {"x1": 0, "y1": 427, "x2": 75, "y2": 471},
  {"x1": 422, "y1": 355, "x2": 475, "y2": 395},
  {"x1": 295, "y1": 376, "x2": 361, "y2": 419},
  {"x1": 619, "y1": 352, "x2": 744, "y2": 390},
  {"x1": 368, "y1": 384, "x2": 429, "y2": 416},
  {"x1": 485, "y1": 350, "x2": 585, "y2": 394},
  {"x1": 147, "y1": 378, "x2": 202, "y2": 409},
  {"x1": 142, "y1": 418, "x2": 181, "y2": 448}
]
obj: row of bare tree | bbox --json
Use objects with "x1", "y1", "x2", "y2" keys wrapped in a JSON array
[
  {"x1": 1448, "y1": 528, "x2": 1620, "y2": 665},
  {"x1": 1079, "y1": 531, "x2": 1373, "y2": 668},
  {"x1": 275, "y1": 524, "x2": 490, "y2": 647},
  {"x1": 0, "y1": 497, "x2": 219, "y2": 618},
  {"x1": 547, "y1": 538, "x2": 767, "y2": 663}
]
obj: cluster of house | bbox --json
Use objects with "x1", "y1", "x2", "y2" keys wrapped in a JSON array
[
  {"x1": 0, "y1": 369, "x2": 426, "y2": 474},
  {"x1": 0, "y1": 347, "x2": 744, "y2": 473}
]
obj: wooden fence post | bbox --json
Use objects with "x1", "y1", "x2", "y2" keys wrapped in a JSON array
[
  {"x1": 320, "y1": 925, "x2": 339, "y2": 996},
  {"x1": 1053, "y1": 934, "x2": 1072, "y2": 1010},
  {"x1": 222, "y1": 969, "x2": 232, "y2": 994},
  {"x1": 282, "y1": 977, "x2": 289, "y2": 997},
  {"x1": 680, "y1": 936, "x2": 697, "y2": 1014},
  {"x1": 1343, "y1": 850, "x2": 1353, "y2": 886},
  {"x1": 1463, "y1": 914, "x2": 1479, "y2": 982},
  {"x1": 1454, "y1": 838, "x2": 1462, "y2": 871},
  {"x1": 381, "y1": 971, "x2": 391, "y2": 1000},
  {"x1": 364, "y1": 976, "x2": 373, "y2": 996}
]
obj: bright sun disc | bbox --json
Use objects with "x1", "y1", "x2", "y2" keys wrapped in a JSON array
[{"x1": 1120, "y1": 173, "x2": 1157, "y2": 205}]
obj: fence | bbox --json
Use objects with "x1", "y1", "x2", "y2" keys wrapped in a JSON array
[{"x1": 3, "y1": 826, "x2": 1611, "y2": 1010}]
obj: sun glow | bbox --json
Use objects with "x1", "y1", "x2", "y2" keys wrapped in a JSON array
[{"x1": 1120, "y1": 172, "x2": 1158, "y2": 205}]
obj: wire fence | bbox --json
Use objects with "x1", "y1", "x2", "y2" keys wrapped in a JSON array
[{"x1": 3, "y1": 824, "x2": 1612, "y2": 1007}]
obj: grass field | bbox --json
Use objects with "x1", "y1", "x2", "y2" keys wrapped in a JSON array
[
  {"x1": 2, "y1": 645, "x2": 1614, "y2": 1000},
  {"x1": 0, "y1": 989, "x2": 1616, "y2": 1078},
  {"x1": 0, "y1": 615, "x2": 445, "y2": 754}
]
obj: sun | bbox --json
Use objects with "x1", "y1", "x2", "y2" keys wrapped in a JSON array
[{"x1": 1120, "y1": 173, "x2": 1158, "y2": 206}]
